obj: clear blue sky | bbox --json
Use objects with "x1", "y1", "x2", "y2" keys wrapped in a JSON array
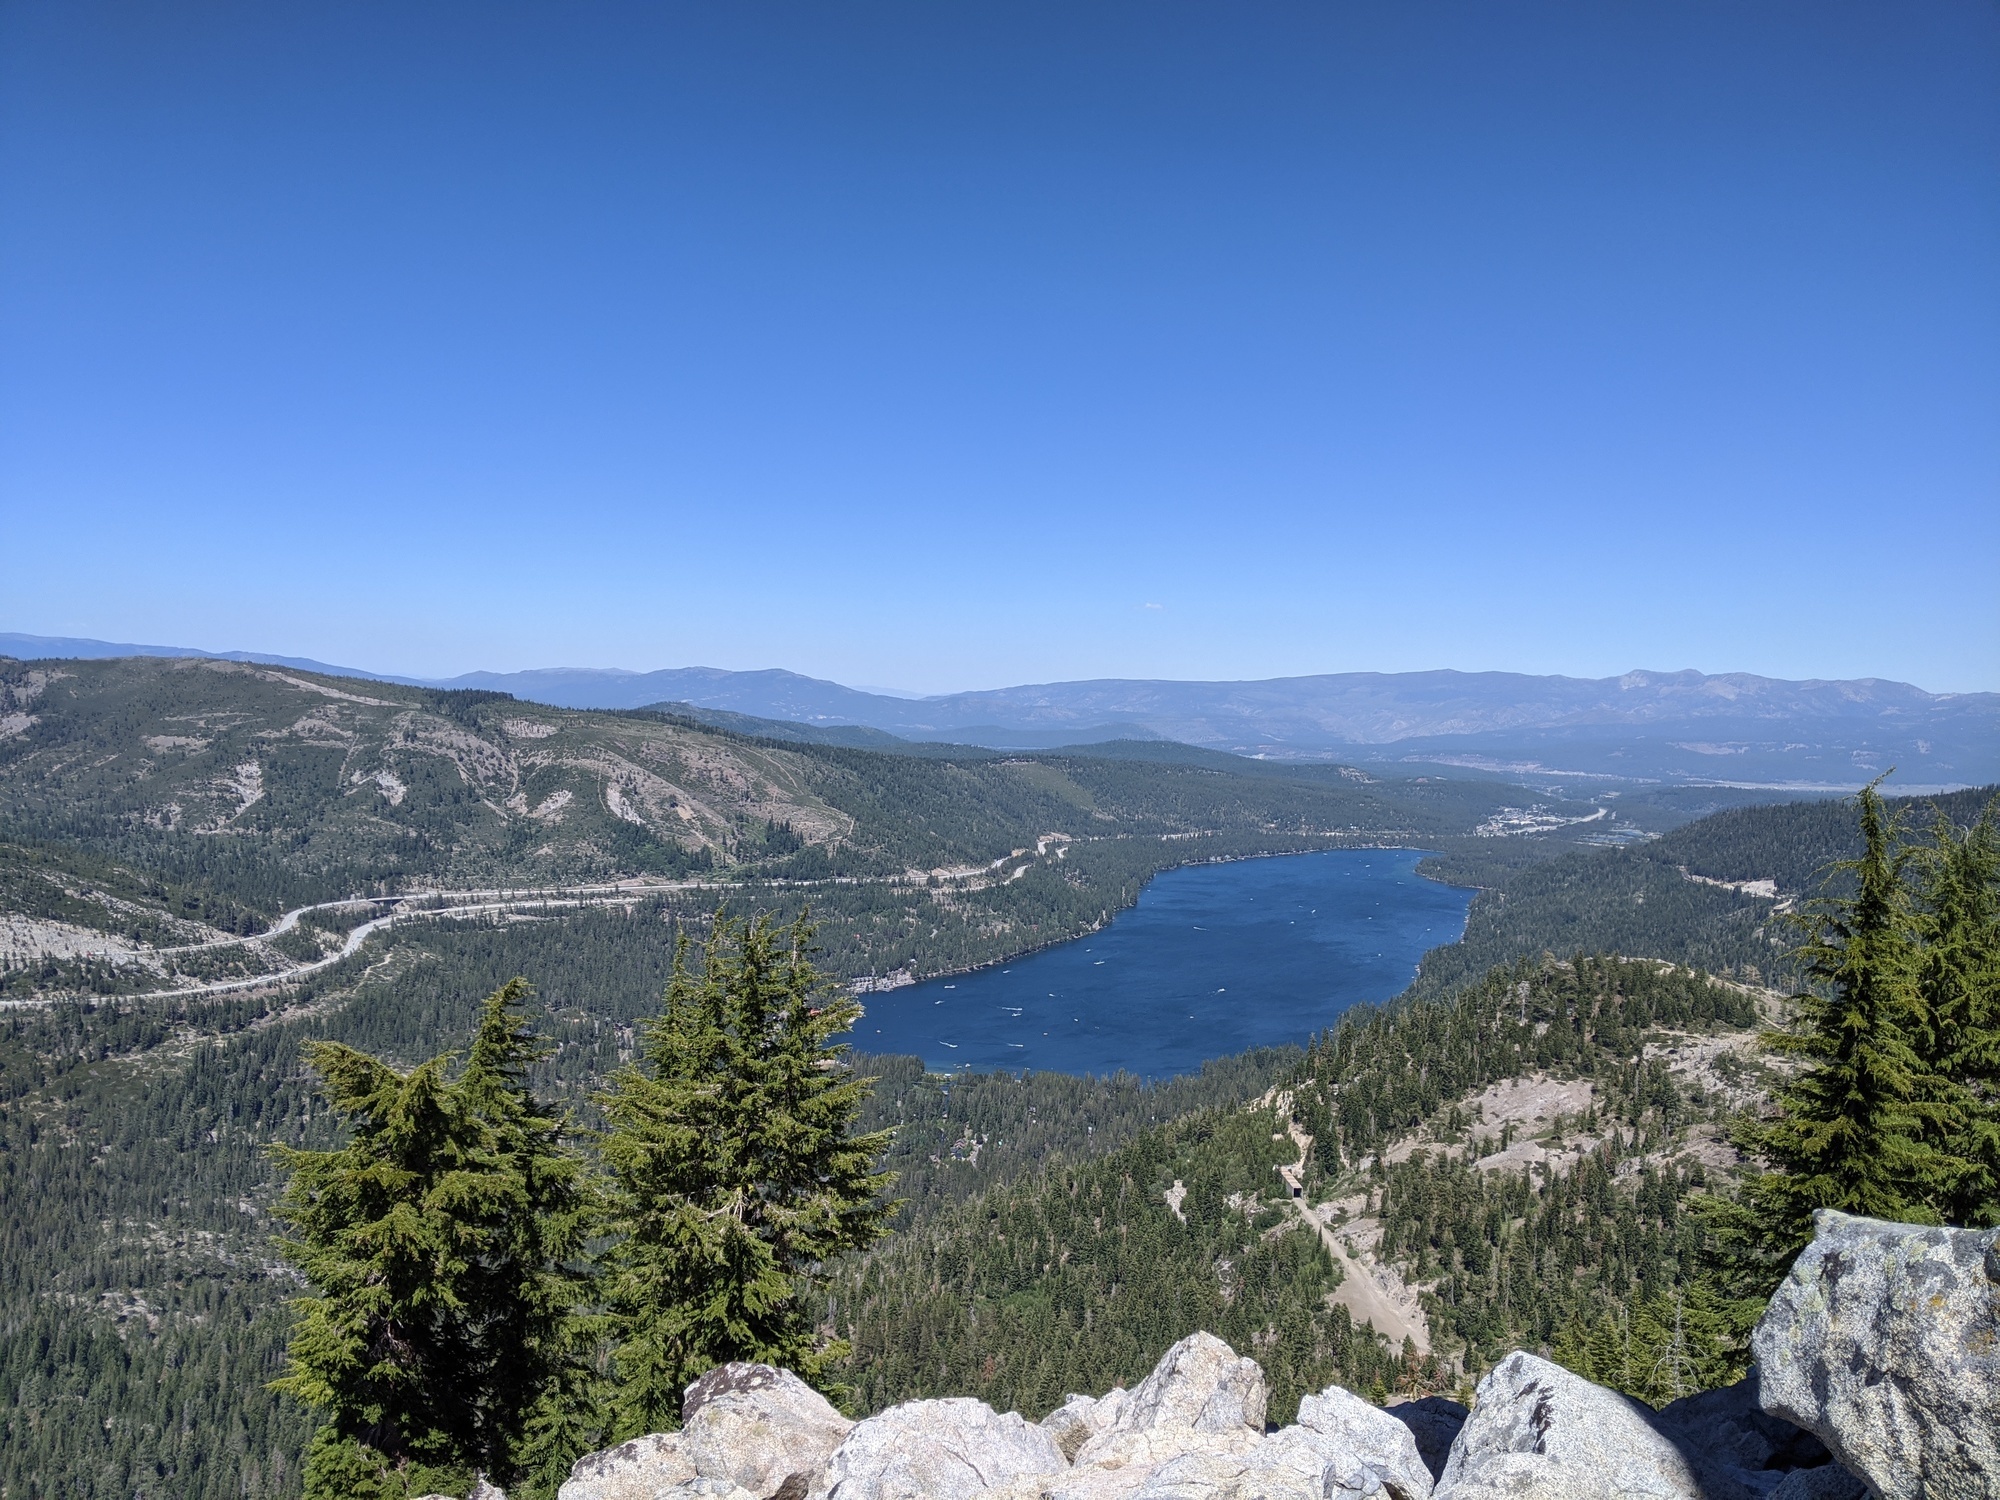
[{"x1": 3, "y1": 2, "x2": 1995, "y2": 692}]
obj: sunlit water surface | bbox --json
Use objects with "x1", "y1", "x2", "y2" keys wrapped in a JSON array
[{"x1": 854, "y1": 848, "x2": 1472, "y2": 1078}]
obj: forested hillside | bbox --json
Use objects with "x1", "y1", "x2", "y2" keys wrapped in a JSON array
[
  {"x1": 1408, "y1": 782, "x2": 1998, "y2": 996},
  {"x1": 0, "y1": 914, "x2": 1308, "y2": 1500},
  {"x1": 0, "y1": 654, "x2": 1523, "y2": 1003},
  {"x1": 835, "y1": 957, "x2": 1759, "y2": 1422}
]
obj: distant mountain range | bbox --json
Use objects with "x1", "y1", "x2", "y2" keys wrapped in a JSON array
[{"x1": 5, "y1": 632, "x2": 1994, "y2": 789}]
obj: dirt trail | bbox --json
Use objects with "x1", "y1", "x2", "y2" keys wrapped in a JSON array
[{"x1": 1282, "y1": 1119, "x2": 1431, "y2": 1355}]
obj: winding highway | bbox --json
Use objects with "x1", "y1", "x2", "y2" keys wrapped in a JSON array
[{"x1": 0, "y1": 850, "x2": 1065, "y2": 1009}]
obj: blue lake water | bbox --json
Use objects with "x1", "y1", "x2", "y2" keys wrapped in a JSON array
[{"x1": 853, "y1": 848, "x2": 1472, "y2": 1078}]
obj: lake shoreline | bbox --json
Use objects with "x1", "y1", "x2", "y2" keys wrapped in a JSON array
[
  {"x1": 849, "y1": 837, "x2": 1466, "y2": 994},
  {"x1": 854, "y1": 847, "x2": 1476, "y2": 1079}
]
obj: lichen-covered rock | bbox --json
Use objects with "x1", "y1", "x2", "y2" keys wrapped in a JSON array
[
  {"x1": 1126, "y1": 1428, "x2": 1338, "y2": 1500},
  {"x1": 1071, "y1": 1334, "x2": 1266, "y2": 1469},
  {"x1": 1384, "y1": 1399, "x2": 1466, "y2": 1485},
  {"x1": 558, "y1": 1432, "x2": 701, "y2": 1500},
  {"x1": 679, "y1": 1362, "x2": 853, "y2": 1497},
  {"x1": 1434, "y1": 1353, "x2": 1704, "y2": 1500},
  {"x1": 1116, "y1": 1424, "x2": 1428, "y2": 1500},
  {"x1": 824, "y1": 1397, "x2": 1066, "y2": 1500},
  {"x1": 1297, "y1": 1385, "x2": 1433, "y2": 1499},
  {"x1": 1051, "y1": 1427, "x2": 1263, "y2": 1499},
  {"x1": 1752, "y1": 1209, "x2": 2000, "y2": 1500},
  {"x1": 1043, "y1": 1392, "x2": 1122, "y2": 1463}
]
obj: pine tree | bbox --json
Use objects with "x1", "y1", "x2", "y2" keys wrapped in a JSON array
[
  {"x1": 1744, "y1": 784, "x2": 1958, "y2": 1233},
  {"x1": 272, "y1": 980, "x2": 590, "y2": 1499},
  {"x1": 1909, "y1": 806, "x2": 2000, "y2": 1226},
  {"x1": 598, "y1": 912, "x2": 894, "y2": 1438},
  {"x1": 1696, "y1": 784, "x2": 1959, "y2": 1334},
  {"x1": 1626, "y1": 1286, "x2": 1733, "y2": 1406}
]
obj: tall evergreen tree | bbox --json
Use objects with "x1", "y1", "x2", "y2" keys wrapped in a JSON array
[
  {"x1": 598, "y1": 912, "x2": 894, "y2": 1438},
  {"x1": 1697, "y1": 784, "x2": 1959, "y2": 1326},
  {"x1": 1909, "y1": 806, "x2": 2000, "y2": 1226},
  {"x1": 272, "y1": 980, "x2": 590, "y2": 1499}
]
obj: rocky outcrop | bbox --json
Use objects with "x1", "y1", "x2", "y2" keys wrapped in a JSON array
[
  {"x1": 1435, "y1": 1352, "x2": 1707, "y2": 1500},
  {"x1": 557, "y1": 1363, "x2": 851, "y2": 1500},
  {"x1": 823, "y1": 1397, "x2": 1065, "y2": 1500},
  {"x1": 1074, "y1": 1331, "x2": 1267, "y2": 1457},
  {"x1": 1115, "y1": 1424, "x2": 1412, "y2": 1500},
  {"x1": 680, "y1": 1362, "x2": 854, "y2": 1497},
  {"x1": 557, "y1": 1207, "x2": 2000, "y2": 1500},
  {"x1": 1296, "y1": 1385, "x2": 1435, "y2": 1499},
  {"x1": 1752, "y1": 1208, "x2": 2000, "y2": 1500},
  {"x1": 1042, "y1": 1391, "x2": 1127, "y2": 1463},
  {"x1": 1056, "y1": 1333, "x2": 1269, "y2": 1493},
  {"x1": 559, "y1": 1432, "x2": 700, "y2": 1500}
]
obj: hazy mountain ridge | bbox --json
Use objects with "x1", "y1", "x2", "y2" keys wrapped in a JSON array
[{"x1": 8, "y1": 635, "x2": 1993, "y2": 785}]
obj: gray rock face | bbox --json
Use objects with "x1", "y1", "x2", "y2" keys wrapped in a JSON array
[
  {"x1": 1384, "y1": 1399, "x2": 1466, "y2": 1484},
  {"x1": 1131, "y1": 1428, "x2": 1352, "y2": 1500},
  {"x1": 824, "y1": 1397, "x2": 1066, "y2": 1500},
  {"x1": 1120, "y1": 1422, "x2": 1431, "y2": 1500},
  {"x1": 1072, "y1": 1333, "x2": 1267, "y2": 1470},
  {"x1": 557, "y1": 1363, "x2": 850, "y2": 1500},
  {"x1": 680, "y1": 1362, "x2": 853, "y2": 1497},
  {"x1": 1752, "y1": 1209, "x2": 2000, "y2": 1500},
  {"x1": 1043, "y1": 1392, "x2": 1121, "y2": 1464},
  {"x1": 558, "y1": 1432, "x2": 701, "y2": 1500},
  {"x1": 1296, "y1": 1385, "x2": 1434, "y2": 1499},
  {"x1": 1434, "y1": 1352, "x2": 1705, "y2": 1500}
]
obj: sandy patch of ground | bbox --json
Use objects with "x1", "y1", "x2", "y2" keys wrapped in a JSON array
[
  {"x1": 1645, "y1": 1029, "x2": 1767, "y2": 1111},
  {"x1": 1466, "y1": 1075, "x2": 1599, "y2": 1142},
  {"x1": 261, "y1": 707, "x2": 358, "y2": 744},
  {"x1": 528, "y1": 789, "x2": 572, "y2": 822},
  {"x1": 407, "y1": 722, "x2": 515, "y2": 787},
  {"x1": 1307, "y1": 1200, "x2": 1431, "y2": 1355},
  {"x1": 603, "y1": 781, "x2": 649, "y2": 825},
  {"x1": 1279, "y1": 1120, "x2": 1430, "y2": 1353},
  {"x1": 190, "y1": 761, "x2": 267, "y2": 828},
  {"x1": 254, "y1": 670, "x2": 394, "y2": 706},
  {"x1": 1678, "y1": 868, "x2": 1780, "y2": 901}
]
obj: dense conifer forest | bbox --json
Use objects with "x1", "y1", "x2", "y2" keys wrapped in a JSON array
[{"x1": 1406, "y1": 784, "x2": 1999, "y2": 996}]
